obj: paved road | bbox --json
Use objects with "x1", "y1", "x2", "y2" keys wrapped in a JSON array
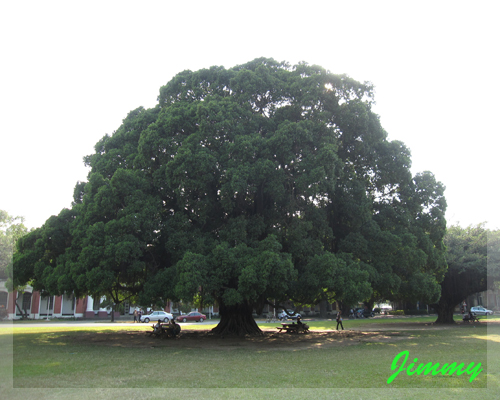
[{"x1": 0, "y1": 320, "x2": 218, "y2": 328}]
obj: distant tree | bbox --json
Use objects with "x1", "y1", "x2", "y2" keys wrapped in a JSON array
[
  {"x1": 1, "y1": 210, "x2": 28, "y2": 282},
  {"x1": 1, "y1": 210, "x2": 29, "y2": 317},
  {"x1": 432, "y1": 224, "x2": 499, "y2": 324},
  {"x1": 12, "y1": 58, "x2": 448, "y2": 334}
]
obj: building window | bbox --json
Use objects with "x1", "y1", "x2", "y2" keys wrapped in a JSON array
[
  {"x1": 42, "y1": 295, "x2": 54, "y2": 311},
  {"x1": 22, "y1": 292, "x2": 32, "y2": 311},
  {"x1": 93, "y1": 297, "x2": 100, "y2": 311},
  {"x1": 0, "y1": 292, "x2": 8, "y2": 309}
]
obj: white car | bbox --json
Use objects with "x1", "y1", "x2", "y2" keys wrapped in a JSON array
[
  {"x1": 278, "y1": 309, "x2": 301, "y2": 321},
  {"x1": 470, "y1": 306, "x2": 493, "y2": 316},
  {"x1": 140, "y1": 311, "x2": 173, "y2": 323}
]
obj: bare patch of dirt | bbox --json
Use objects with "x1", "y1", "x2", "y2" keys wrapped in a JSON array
[
  {"x1": 66, "y1": 329, "x2": 411, "y2": 351},
  {"x1": 56, "y1": 319, "x2": 495, "y2": 351}
]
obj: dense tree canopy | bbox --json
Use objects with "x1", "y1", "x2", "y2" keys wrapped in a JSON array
[{"x1": 13, "y1": 58, "x2": 448, "y2": 334}]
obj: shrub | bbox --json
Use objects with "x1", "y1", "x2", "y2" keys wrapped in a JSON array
[
  {"x1": 404, "y1": 309, "x2": 430, "y2": 315},
  {"x1": 389, "y1": 310, "x2": 405, "y2": 315}
]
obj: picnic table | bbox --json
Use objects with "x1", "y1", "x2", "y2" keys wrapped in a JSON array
[
  {"x1": 276, "y1": 322, "x2": 309, "y2": 334},
  {"x1": 149, "y1": 322, "x2": 181, "y2": 338}
]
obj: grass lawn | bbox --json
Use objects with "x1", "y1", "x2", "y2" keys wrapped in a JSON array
[{"x1": 3, "y1": 316, "x2": 498, "y2": 389}]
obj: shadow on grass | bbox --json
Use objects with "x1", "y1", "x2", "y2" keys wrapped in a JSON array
[{"x1": 10, "y1": 320, "x2": 493, "y2": 389}]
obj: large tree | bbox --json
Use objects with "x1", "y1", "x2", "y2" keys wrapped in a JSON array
[
  {"x1": 13, "y1": 58, "x2": 447, "y2": 334},
  {"x1": 432, "y1": 224, "x2": 499, "y2": 324}
]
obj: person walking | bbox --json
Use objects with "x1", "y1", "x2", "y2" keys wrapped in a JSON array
[
  {"x1": 336, "y1": 310, "x2": 344, "y2": 330},
  {"x1": 133, "y1": 309, "x2": 138, "y2": 323}
]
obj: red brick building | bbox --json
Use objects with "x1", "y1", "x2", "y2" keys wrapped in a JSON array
[{"x1": 0, "y1": 280, "x2": 178, "y2": 320}]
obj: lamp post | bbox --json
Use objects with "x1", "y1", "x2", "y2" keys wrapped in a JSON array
[{"x1": 46, "y1": 295, "x2": 50, "y2": 321}]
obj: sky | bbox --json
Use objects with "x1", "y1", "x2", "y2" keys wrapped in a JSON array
[{"x1": 1, "y1": 1, "x2": 499, "y2": 231}]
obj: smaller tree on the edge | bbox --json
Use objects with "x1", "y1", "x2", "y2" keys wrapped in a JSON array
[{"x1": 432, "y1": 224, "x2": 499, "y2": 324}]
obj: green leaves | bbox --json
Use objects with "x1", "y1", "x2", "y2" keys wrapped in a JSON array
[
  {"x1": 433, "y1": 224, "x2": 498, "y2": 322},
  {"x1": 0, "y1": 211, "x2": 29, "y2": 284},
  {"x1": 176, "y1": 235, "x2": 295, "y2": 308}
]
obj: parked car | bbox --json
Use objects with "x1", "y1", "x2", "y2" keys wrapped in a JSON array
[
  {"x1": 176, "y1": 312, "x2": 207, "y2": 322},
  {"x1": 140, "y1": 310, "x2": 173, "y2": 323},
  {"x1": 470, "y1": 306, "x2": 493, "y2": 316},
  {"x1": 355, "y1": 308, "x2": 374, "y2": 318},
  {"x1": 278, "y1": 309, "x2": 301, "y2": 321}
]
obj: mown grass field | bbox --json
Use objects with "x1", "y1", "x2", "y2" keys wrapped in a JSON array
[{"x1": 1, "y1": 316, "x2": 499, "y2": 400}]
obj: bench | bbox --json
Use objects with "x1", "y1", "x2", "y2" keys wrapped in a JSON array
[
  {"x1": 276, "y1": 323, "x2": 309, "y2": 334},
  {"x1": 462, "y1": 314, "x2": 480, "y2": 323},
  {"x1": 149, "y1": 323, "x2": 181, "y2": 338}
]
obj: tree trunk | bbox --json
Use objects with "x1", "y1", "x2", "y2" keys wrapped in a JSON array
[
  {"x1": 211, "y1": 301, "x2": 262, "y2": 336},
  {"x1": 432, "y1": 303, "x2": 456, "y2": 324},
  {"x1": 110, "y1": 303, "x2": 115, "y2": 322},
  {"x1": 319, "y1": 299, "x2": 328, "y2": 319},
  {"x1": 15, "y1": 301, "x2": 28, "y2": 319},
  {"x1": 364, "y1": 300, "x2": 374, "y2": 313}
]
